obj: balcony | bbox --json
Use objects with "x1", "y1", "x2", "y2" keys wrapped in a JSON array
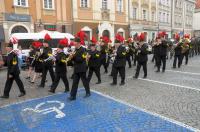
[{"x1": 101, "y1": 8, "x2": 110, "y2": 21}]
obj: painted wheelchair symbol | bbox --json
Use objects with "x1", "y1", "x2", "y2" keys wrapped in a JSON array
[{"x1": 23, "y1": 101, "x2": 65, "y2": 118}]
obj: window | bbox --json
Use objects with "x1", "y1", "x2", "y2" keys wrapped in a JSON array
[
  {"x1": 102, "y1": 0, "x2": 108, "y2": 9},
  {"x1": 143, "y1": 10, "x2": 147, "y2": 21},
  {"x1": 167, "y1": 14, "x2": 169, "y2": 23},
  {"x1": 44, "y1": 0, "x2": 54, "y2": 9},
  {"x1": 81, "y1": 0, "x2": 88, "y2": 8},
  {"x1": 117, "y1": 0, "x2": 123, "y2": 12},
  {"x1": 151, "y1": 12, "x2": 155, "y2": 21},
  {"x1": 133, "y1": 7, "x2": 137, "y2": 19},
  {"x1": 14, "y1": 0, "x2": 28, "y2": 7},
  {"x1": 163, "y1": 13, "x2": 166, "y2": 22},
  {"x1": 159, "y1": 12, "x2": 162, "y2": 22}
]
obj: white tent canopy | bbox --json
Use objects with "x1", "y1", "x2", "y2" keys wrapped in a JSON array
[{"x1": 10, "y1": 30, "x2": 75, "y2": 40}]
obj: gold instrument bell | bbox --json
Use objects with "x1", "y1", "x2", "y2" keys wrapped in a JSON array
[{"x1": 12, "y1": 57, "x2": 17, "y2": 65}]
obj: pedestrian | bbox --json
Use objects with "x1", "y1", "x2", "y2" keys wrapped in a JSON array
[
  {"x1": 68, "y1": 31, "x2": 91, "y2": 101},
  {"x1": 110, "y1": 33, "x2": 126, "y2": 86},
  {"x1": 134, "y1": 33, "x2": 148, "y2": 79},
  {"x1": 1, "y1": 42, "x2": 26, "y2": 99},
  {"x1": 49, "y1": 38, "x2": 69, "y2": 93},
  {"x1": 173, "y1": 34, "x2": 182, "y2": 68}
]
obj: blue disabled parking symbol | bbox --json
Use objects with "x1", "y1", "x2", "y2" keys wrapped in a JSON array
[{"x1": 0, "y1": 89, "x2": 196, "y2": 132}]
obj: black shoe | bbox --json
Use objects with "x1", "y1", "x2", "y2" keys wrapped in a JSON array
[
  {"x1": 25, "y1": 77, "x2": 30, "y2": 79},
  {"x1": 18, "y1": 92, "x2": 25, "y2": 97},
  {"x1": 64, "y1": 89, "x2": 69, "y2": 93},
  {"x1": 0, "y1": 95, "x2": 9, "y2": 99},
  {"x1": 96, "y1": 81, "x2": 101, "y2": 84},
  {"x1": 133, "y1": 76, "x2": 138, "y2": 79},
  {"x1": 84, "y1": 93, "x2": 91, "y2": 98},
  {"x1": 143, "y1": 76, "x2": 147, "y2": 79},
  {"x1": 110, "y1": 83, "x2": 117, "y2": 86},
  {"x1": 120, "y1": 82, "x2": 125, "y2": 86},
  {"x1": 38, "y1": 85, "x2": 44, "y2": 88},
  {"x1": 48, "y1": 89, "x2": 55, "y2": 93},
  {"x1": 172, "y1": 66, "x2": 176, "y2": 69},
  {"x1": 68, "y1": 96, "x2": 76, "y2": 101},
  {"x1": 155, "y1": 70, "x2": 160, "y2": 72},
  {"x1": 162, "y1": 70, "x2": 165, "y2": 73}
]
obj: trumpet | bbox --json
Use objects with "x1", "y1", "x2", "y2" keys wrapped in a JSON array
[{"x1": 66, "y1": 51, "x2": 76, "y2": 63}]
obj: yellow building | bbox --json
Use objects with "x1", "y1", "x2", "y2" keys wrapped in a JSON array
[{"x1": 0, "y1": 0, "x2": 73, "y2": 51}]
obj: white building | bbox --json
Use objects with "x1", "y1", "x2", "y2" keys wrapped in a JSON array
[
  {"x1": 193, "y1": 0, "x2": 200, "y2": 37},
  {"x1": 158, "y1": 0, "x2": 172, "y2": 38}
]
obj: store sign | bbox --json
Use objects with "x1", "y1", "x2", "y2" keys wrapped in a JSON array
[
  {"x1": 5, "y1": 13, "x2": 31, "y2": 22},
  {"x1": 44, "y1": 25, "x2": 56, "y2": 31}
]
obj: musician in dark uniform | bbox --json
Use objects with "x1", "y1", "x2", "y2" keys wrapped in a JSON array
[
  {"x1": 134, "y1": 33, "x2": 148, "y2": 79},
  {"x1": 68, "y1": 36, "x2": 90, "y2": 101},
  {"x1": 155, "y1": 32, "x2": 168, "y2": 72},
  {"x1": 111, "y1": 34, "x2": 126, "y2": 86},
  {"x1": 87, "y1": 38, "x2": 101, "y2": 84},
  {"x1": 1, "y1": 43, "x2": 26, "y2": 99},
  {"x1": 49, "y1": 38, "x2": 69, "y2": 93},
  {"x1": 100, "y1": 36, "x2": 110, "y2": 73},
  {"x1": 125, "y1": 40, "x2": 132, "y2": 68},
  {"x1": 181, "y1": 38, "x2": 190, "y2": 65},
  {"x1": 38, "y1": 37, "x2": 55, "y2": 88},
  {"x1": 173, "y1": 42, "x2": 183, "y2": 68}
]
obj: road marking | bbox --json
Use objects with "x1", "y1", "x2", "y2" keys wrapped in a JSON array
[
  {"x1": 166, "y1": 70, "x2": 200, "y2": 76},
  {"x1": 92, "y1": 90, "x2": 200, "y2": 132},
  {"x1": 139, "y1": 78, "x2": 200, "y2": 92}
]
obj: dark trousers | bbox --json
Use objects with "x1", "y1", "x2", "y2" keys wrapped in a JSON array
[
  {"x1": 87, "y1": 67, "x2": 101, "y2": 83},
  {"x1": 100, "y1": 58, "x2": 109, "y2": 73},
  {"x1": 70, "y1": 72, "x2": 90, "y2": 98},
  {"x1": 135, "y1": 61, "x2": 147, "y2": 78},
  {"x1": 40, "y1": 65, "x2": 55, "y2": 86},
  {"x1": 126, "y1": 56, "x2": 132, "y2": 68},
  {"x1": 112, "y1": 66, "x2": 125, "y2": 84},
  {"x1": 4, "y1": 74, "x2": 25, "y2": 96},
  {"x1": 173, "y1": 55, "x2": 182, "y2": 68},
  {"x1": 181, "y1": 53, "x2": 189, "y2": 65},
  {"x1": 51, "y1": 72, "x2": 69, "y2": 92},
  {"x1": 157, "y1": 55, "x2": 166, "y2": 71},
  {"x1": 134, "y1": 54, "x2": 137, "y2": 66}
]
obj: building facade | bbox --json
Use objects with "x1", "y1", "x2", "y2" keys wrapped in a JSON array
[
  {"x1": 193, "y1": 0, "x2": 200, "y2": 37},
  {"x1": 172, "y1": 0, "x2": 195, "y2": 37},
  {"x1": 0, "y1": 0, "x2": 73, "y2": 47},
  {"x1": 129, "y1": 0, "x2": 158, "y2": 41},
  {"x1": 158, "y1": 0, "x2": 172, "y2": 38},
  {"x1": 72, "y1": 0, "x2": 129, "y2": 43}
]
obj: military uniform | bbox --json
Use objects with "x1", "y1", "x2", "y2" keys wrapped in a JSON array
[
  {"x1": 70, "y1": 46, "x2": 90, "y2": 100},
  {"x1": 39, "y1": 47, "x2": 55, "y2": 87},
  {"x1": 173, "y1": 43, "x2": 182, "y2": 68},
  {"x1": 156, "y1": 40, "x2": 168, "y2": 72},
  {"x1": 126, "y1": 44, "x2": 132, "y2": 68},
  {"x1": 87, "y1": 49, "x2": 101, "y2": 84},
  {"x1": 2, "y1": 51, "x2": 26, "y2": 98},
  {"x1": 111, "y1": 45, "x2": 126, "y2": 85},
  {"x1": 181, "y1": 43, "x2": 190, "y2": 65},
  {"x1": 49, "y1": 51, "x2": 69, "y2": 93},
  {"x1": 135, "y1": 43, "x2": 148, "y2": 78},
  {"x1": 100, "y1": 45, "x2": 109, "y2": 73}
]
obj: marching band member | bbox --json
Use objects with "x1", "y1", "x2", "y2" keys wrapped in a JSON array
[
  {"x1": 181, "y1": 34, "x2": 190, "y2": 65},
  {"x1": 134, "y1": 33, "x2": 148, "y2": 79},
  {"x1": 1, "y1": 42, "x2": 26, "y2": 99},
  {"x1": 49, "y1": 38, "x2": 69, "y2": 93},
  {"x1": 38, "y1": 33, "x2": 55, "y2": 88},
  {"x1": 100, "y1": 36, "x2": 110, "y2": 73},
  {"x1": 110, "y1": 33, "x2": 126, "y2": 86},
  {"x1": 155, "y1": 32, "x2": 168, "y2": 73},
  {"x1": 173, "y1": 34, "x2": 182, "y2": 68},
  {"x1": 87, "y1": 37, "x2": 101, "y2": 84},
  {"x1": 125, "y1": 39, "x2": 132, "y2": 68},
  {"x1": 68, "y1": 31, "x2": 90, "y2": 101}
]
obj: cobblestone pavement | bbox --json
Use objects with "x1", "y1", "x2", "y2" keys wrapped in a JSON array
[{"x1": 0, "y1": 55, "x2": 200, "y2": 130}]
